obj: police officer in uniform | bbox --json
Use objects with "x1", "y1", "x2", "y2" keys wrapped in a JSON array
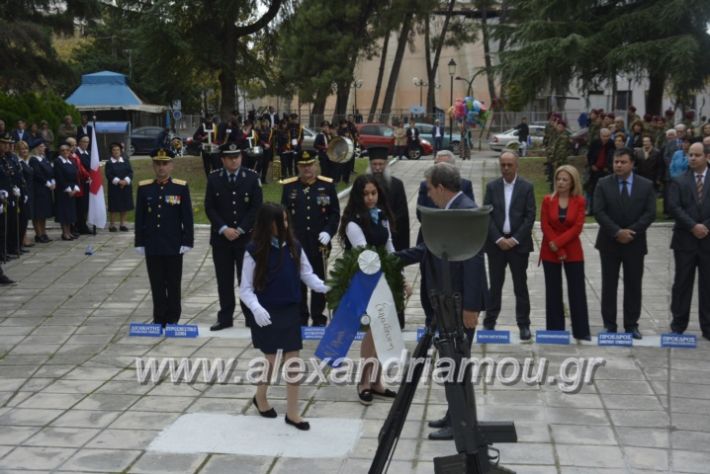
[
  {"x1": 205, "y1": 142, "x2": 263, "y2": 331},
  {"x1": 0, "y1": 134, "x2": 24, "y2": 258},
  {"x1": 134, "y1": 148, "x2": 194, "y2": 327},
  {"x1": 281, "y1": 151, "x2": 340, "y2": 326}
]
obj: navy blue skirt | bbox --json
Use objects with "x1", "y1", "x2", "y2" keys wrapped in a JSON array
[{"x1": 250, "y1": 303, "x2": 302, "y2": 354}]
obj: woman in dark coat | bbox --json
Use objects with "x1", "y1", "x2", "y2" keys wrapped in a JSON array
[
  {"x1": 53, "y1": 144, "x2": 79, "y2": 240},
  {"x1": 15, "y1": 140, "x2": 34, "y2": 248},
  {"x1": 29, "y1": 142, "x2": 54, "y2": 243},
  {"x1": 104, "y1": 142, "x2": 134, "y2": 231}
]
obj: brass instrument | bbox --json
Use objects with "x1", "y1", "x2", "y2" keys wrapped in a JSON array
[
  {"x1": 271, "y1": 158, "x2": 282, "y2": 183},
  {"x1": 326, "y1": 136, "x2": 354, "y2": 163}
]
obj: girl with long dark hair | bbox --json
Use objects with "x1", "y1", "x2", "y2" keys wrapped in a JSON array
[
  {"x1": 240, "y1": 203, "x2": 329, "y2": 431},
  {"x1": 338, "y1": 175, "x2": 398, "y2": 405}
]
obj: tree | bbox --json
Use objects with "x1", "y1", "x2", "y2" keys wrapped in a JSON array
[
  {"x1": 0, "y1": 0, "x2": 100, "y2": 93},
  {"x1": 499, "y1": 0, "x2": 710, "y2": 115}
]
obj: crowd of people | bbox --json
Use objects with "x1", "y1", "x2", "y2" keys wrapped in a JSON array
[{"x1": 0, "y1": 114, "x2": 136, "y2": 284}]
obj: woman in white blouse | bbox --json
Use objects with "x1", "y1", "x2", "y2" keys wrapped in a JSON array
[
  {"x1": 338, "y1": 175, "x2": 397, "y2": 405},
  {"x1": 240, "y1": 203, "x2": 328, "y2": 431}
]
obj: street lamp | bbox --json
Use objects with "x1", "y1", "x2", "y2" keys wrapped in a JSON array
[
  {"x1": 455, "y1": 68, "x2": 487, "y2": 98},
  {"x1": 412, "y1": 77, "x2": 425, "y2": 107},
  {"x1": 352, "y1": 79, "x2": 363, "y2": 117},
  {"x1": 448, "y1": 58, "x2": 456, "y2": 148}
]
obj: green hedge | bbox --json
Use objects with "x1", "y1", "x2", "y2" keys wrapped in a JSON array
[{"x1": 0, "y1": 91, "x2": 80, "y2": 146}]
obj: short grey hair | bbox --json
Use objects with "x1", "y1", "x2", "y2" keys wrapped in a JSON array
[
  {"x1": 666, "y1": 129, "x2": 677, "y2": 137},
  {"x1": 675, "y1": 123, "x2": 686, "y2": 132},
  {"x1": 435, "y1": 149, "x2": 456, "y2": 164},
  {"x1": 500, "y1": 149, "x2": 519, "y2": 160},
  {"x1": 425, "y1": 162, "x2": 461, "y2": 192}
]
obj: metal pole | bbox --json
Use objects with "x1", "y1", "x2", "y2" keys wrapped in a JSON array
[
  {"x1": 419, "y1": 85, "x2": 423, "y2": 107},
  {"x1": 449, "y1": 74, "x2": 454, "y2": 147}
]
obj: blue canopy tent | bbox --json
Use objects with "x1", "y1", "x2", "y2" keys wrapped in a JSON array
[{"x1": 66, "y1": 71, "x2": 166, "y2": 156}]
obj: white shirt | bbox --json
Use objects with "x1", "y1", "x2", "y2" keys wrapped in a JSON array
[
  {"x1": 502, "y1": 176, "x2": 517, "y2": 234},
  {"x1": 345, "y1": 220, "x2": 395, "y2": 253},
  {"x1": 434, "y1": 126, "x2": 441, "y2": 137},
  {"x1": 239, "y1": 248, "x2": 328, "y2": 314}
]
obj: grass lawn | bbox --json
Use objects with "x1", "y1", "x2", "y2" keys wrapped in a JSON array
[
  {"x1": 112, "y1": 156, "x2": 369, "y2": 225},
  {"x1": 481, "y1": 155, "x2": 668, "y2": 222}
]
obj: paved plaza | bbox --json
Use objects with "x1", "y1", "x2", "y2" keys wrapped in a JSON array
[{"x1": 1, "y1": 153, "x2": 709, "y2": 473}]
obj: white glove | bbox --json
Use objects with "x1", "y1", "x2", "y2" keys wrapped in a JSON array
[
  {"x1": 179, "y1": 246, "x2": 192, "y2": 254},
  {"x1": 0, "y1": 204, "x2": 3, "y2": 215},
  {"x1": 318, "y1": 232, "x2": 331, "y2": 245},
  {"x1": 12, "y1": 186, "x2": 20, "y2": 197},
  {"x1": 23, "y1": 195, "x2": 28, "y2": 204},
  {"x1": 0, "y1": 190, "x2": 7, "y2": 199},
  {"x1": 135, "y1": 247, "x2": 145, "y2": 256},
  {"x1": 253, "y1": 307, "x2": 272, "y2": 327},
  {"x1": 323, "y1": 285, "x2": 332, "y2": 293},
  {"x1": 45, "y1": 181, "x2": 53, "y2": 189}
]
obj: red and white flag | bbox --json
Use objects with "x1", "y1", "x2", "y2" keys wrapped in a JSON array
[{"x1": 87, "y1": 125, "x2": 106, "y2": 229}]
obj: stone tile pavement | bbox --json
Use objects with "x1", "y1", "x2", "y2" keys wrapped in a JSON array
[{"x1": 0, "y1": 152, "x2": 709, "y2": 473}]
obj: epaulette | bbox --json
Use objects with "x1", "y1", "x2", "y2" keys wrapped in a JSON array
[
  {"x1": 172, "y1": 179, "x2": 187, "y2": 186},
  {"x1": 317, "y1": 175, "x2": 333, "y2": 183},
  {"x1": 280, "y1": 176, "x2": 298, "y2": 185},
  {"x1": 139, "y1": 179, "x2": 154, "y2": 186},
  {"x1": 210, "y1": 169, "x2": 221, "y2": 174}
]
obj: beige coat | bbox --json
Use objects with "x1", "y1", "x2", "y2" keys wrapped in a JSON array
[{"x1": 393, "y1": 126, "x2": 406, "y2": 146}]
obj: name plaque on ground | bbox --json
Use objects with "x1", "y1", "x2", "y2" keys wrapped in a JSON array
[
  {"x1": 476, "y1": 330, "x2": 511, "y2": 344},
  {"x1": 536, "y1": 330, "x2": 570, "y2": 345},
  {"x1": 302, "y1": 326, "x2": 365, "y2": 341},
  {"x1": 597, "y1": 332, "x2": 633, "y2": 347},
  {"x1": 129, "y1": 323, "x2": 163, "y2": 337},
  {"x1": 660, "y1": 333, "x2": 697, "y2": 349},
  {"x1": 165, "y1": 325, "x2": 199, "y2": 338}
]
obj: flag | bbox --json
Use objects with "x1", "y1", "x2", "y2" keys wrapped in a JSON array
[{"x1": 87, "y1": 125, "x2": 106, "y2": 229}]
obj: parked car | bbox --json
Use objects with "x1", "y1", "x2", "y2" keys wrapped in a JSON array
[
  {"x1": 130, "y1": 126, "x2": 165, "y2": 156},
  {"x1": 415, "y1": 122, "x2": 461, "y2": 151},
  {"x1": 488, "y1": 125, "x2": 545, "y2": 152},
  {"x1": 355, "y1": 123, "x2": 395, "y2": 153}
]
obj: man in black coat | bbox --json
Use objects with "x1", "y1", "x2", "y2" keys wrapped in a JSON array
[
  {"x1": 668, "y1": 142, "x2": 710, "y2": 339},
  {"x1": 367, "y1": 146, "x2": 410, "y2": 251},
  {"x1": 205, "y1": 143, "x2": 263, "y2": 331},
  {"x1": 593, "y1": 147, "x2": 656, "y2": 338},
  {"x1": 483, "y1": 150, "x2": 536, "y2": 340},
  {"x1": 134, "y1": 149, "x2": 194, "y2": 327},
  {"x1": 586, "y1": 128, "x2": 614, "y2": 214},
  {"x1": 395, "y1": 162, "x2": 487, "y2": 441},
  {"x1": 74, "y1": 136, "x2": 92, "y2": 234},
  {"x1": 281, "y1": 151, "x2": 340, "y2": 326}
]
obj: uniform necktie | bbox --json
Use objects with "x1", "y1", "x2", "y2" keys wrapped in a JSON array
[
  {"x1": 697, "y1": 174, "x2": 704, "y2": 202},
  {"x1": 229, "y1": 173, "x2": 236, "y2": 184},
  {"x1": 621, "y1": 180, "x2": 629, "y2": 202}
]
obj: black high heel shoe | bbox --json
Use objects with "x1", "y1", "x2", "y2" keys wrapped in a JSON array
[
  {"x1": 252, "y1": 396, "x2": 277, "y2": 418},
  {"x1": 61, "y1": 234, "x2": 73, "y2": 241},
  {"x1": 285, "y1": 414, "x2": 310, "y2": 431}
]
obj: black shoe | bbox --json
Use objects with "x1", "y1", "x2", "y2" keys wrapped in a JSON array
[
  {"x1": 702, "y1": 333, "x2": 710, "y2": 342},
  {"x1": 0, "y1": 275, "x2": 15, "y2": 285},
  {"x1": 285, "y1": 415, "x2": 310, "y2": 431},
  {"x1": 41, "y1": 235, "x2": 51, "y2": 243},
  {"x1": 358, "y1": 388, "x2": 373, "y2": 406},
  {"x1": 34, "y1": 235, "x2": 42, "y2": 243},
  {"x1": 61, "y1": 235, "x2": 73, "y2": 241},
  {"x1": 371, "y1": 387, "x2": 397, "y2": 399},
  {"x1": 71, "y1": 232, "x2": 80, "y2": 239},
  {"x1": 428, "y1": 426, "x2": 454, "y2": 441},
  {"x1": 20, "y1": 248, "x2": 30, "y2": 254},
  {"x1": 428, "y1": 414, "x2": 450, "y2": 429},
  {"x1": 519, "y1": 326, "x2": 532, "y2": 341},
  {"x1": 576, "y1": 335, "x2": 592, "y2": 341},
  {"x1": 210, "y1": 322, "x2": 233, "y2": 331},
  {"x1": 311, "y1": 317, "x2": 327, "y2": 327},
  {"x1": 119, "y1": 225, "x2": 129, "y2": 232},
  {"x1": 628, "y1": 327, "x2": 643, "y2": 340},
  {"x1": 253, "y1": 396, "x2": 277, "y2": 418},
  {"x1": 109, "y1": 226, "x2": 117, "y2": 232},
  {"x1": 483, "y1": 322, "x2": 495, "y2": 330},
  {"x1": 605, "y1": 327, "x2": 617, "y2": 333}
]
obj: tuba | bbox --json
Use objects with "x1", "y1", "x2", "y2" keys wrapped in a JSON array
[{"x1": 326, "y1": 136, "x2": 354, "y2": 163}]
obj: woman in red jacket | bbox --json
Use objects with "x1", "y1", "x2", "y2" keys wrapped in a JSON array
[{"x1": 540, "y1": 165, "x2": 591, "y2": 340}]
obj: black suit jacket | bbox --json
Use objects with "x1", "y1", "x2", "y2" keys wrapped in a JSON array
[
  {"x1": 204, "y1": 168, "x2": 263, "y2": 246},
  {"x1": 416, "y1": 178, "x2": 474, "y2": 221},
  {"x1": 483, "y1": 176, "x2": 536, "y2": 253},
  {"x1": 135, "y1": 178, "x2": 194, "y2": 255},
  {"x1": 395, "y1": 193, "x2": 487, "y2": 312},
  {"x1": 586, "y1": 139, "x2": 614, "y2": 173},
  {"x1": 669, "y1": 170, "x2": 710, "y2": 252},
  {"x1": 593, "y1": 173, "x2": 656, "y2": 255}
]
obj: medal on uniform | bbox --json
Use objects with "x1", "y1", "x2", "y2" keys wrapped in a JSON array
[{"x1": 245, "y1": 194, "x2": 249, "y2": 203}]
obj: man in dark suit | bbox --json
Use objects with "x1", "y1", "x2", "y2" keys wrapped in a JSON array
[
  {"x1": 205, "y1": 143, "x2": 263, "y2": 331},
  {"x1": 74, "y1": 136, "x2": 92, "y2": 234},
  {"x1": 483, "y1": 151, "x2": 536, "y2": 340},
  {"x1": 586, "y1": 128, "x2": 614, "y2": 214},
  {"x1": 368, "y1": 146, "x2": 410, "y2": 251},
  {"x1": 76, "y1": 114, "x2": 93, "y2": 146},
  {"x1": 668, "y1": 142, "x2": 710, "y2": 339},
  {"x1": 593, "y1": 147, "x2": 656, "y2": 339},
  {"x1": 416, "y1": 150, "x2": 474, "y2": 225},
  {"x1": 134, "y1": 149, "x2": 194, "y2": 327},
  {"x1": 395, "y1": 162, "x2": 487, "y2": 440},
  {"x1": 432, "y1": 119, "x2": 444, "y2": 153},
  {"x1": 10, "y1": 120, "x2": 28, "y2": 144}
]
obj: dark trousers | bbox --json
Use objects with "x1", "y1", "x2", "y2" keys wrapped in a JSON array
[
  {"x1": 434, "y1": 136, "x2": 443, "y2": 153},
  {"x1": 484, "y1": 246, "x2": 531, "y2": 328},
  {"x1": 5, "y1": 200, "x2": 19, "y2": 255},
  {"x1": 671, "y1": 249, "x2": 710, "y2": 335},
  {"x1": 543, "y1": 260, "x2": 590, "y2": 338},
  {"x1": 281, "y1": 152, "x2": 295, "y2": 178},
  {"x1": 599, "y1": 250, "x2": 645, "y2": 331},
  {"x1": 257, "y1": 150, "x2": 272, "y2": 183},
  {"x1": 212, "y1": 239, "x2": 249, "y2": 325},
  {"x1": 145, "y1": 254, "x2": 183, "y2": 326},
  {"x1": 76, "y1": 187, "x2": 89, "y2": 231},
  {"x1": 301, "y1": 246, "x2": 327, "y2": 326}
]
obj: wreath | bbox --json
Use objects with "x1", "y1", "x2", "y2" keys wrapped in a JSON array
[{"x1": 326, "y1": 246, "x2": 405, "y2": 314}]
